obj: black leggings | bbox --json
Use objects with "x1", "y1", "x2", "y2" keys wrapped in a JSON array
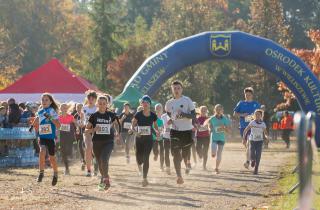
[
  {"x1": 170, "y1": 130, "x2": 193, "y2": 177},
  {"x1": 92, "y1": 141, "x2": 114, "y2": 178},
  {"x1": 196, "y1": 136, "x2": 210, "y2": 167},
  {"x1": 60, "y1": 133, "x2": 74, "y2": 170},
  {"x1": 76, "y1": 134, "x2": 85, "y2": 164},
  {"x1": 250, "y1": 141, "x2": 263, "y2": 173},
  {"x1": 136, "y1": 137, "x2": 153, "y2": 179},
  {"x1": 153, "y1": 139, "x2": 171, "y2": 168}
]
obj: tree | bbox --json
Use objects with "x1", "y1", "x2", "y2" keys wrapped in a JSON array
[{"x1": 89, "y1": 0, "x2": 125, "y2": 89}]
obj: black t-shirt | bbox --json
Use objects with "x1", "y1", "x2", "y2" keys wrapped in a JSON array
[
  {"x1": 119, "y1": 112, "x2": 134, "y2": 131},
  {"x1": 89, "y1": 111, "x2": 117, "y2": 141},
  {"x1": 134, "y1": 111, "x2": 157, "y2": 138}
]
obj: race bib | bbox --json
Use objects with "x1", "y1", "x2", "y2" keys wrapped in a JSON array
[
  {"x1": 123, "y1": 122, "x2": 131, "y2": 130},
  {"x1": 138, "y1": 126, "x2": 151, "y2": 136},
  {"x1": 245, "y1": 114, "x2": 254, "y2": 122},
  {"x1": 215, "y1": 126, "x2": 224, "y2": 133},
  {"x1": 96, "y1": 124, "x2": 111, "y2": 135},
  {"x1": 198, "y1": 125, "x2": 209, "y2": 132},
  {"x1": 60, "y1": 124, "x2": 70, "y2": 132},
  {"x1": 251, "y1": 127, "x2": 263, "y2": 140},
  {"x1": 39, "y1": 124, "x2": 52, "y2": 135}
]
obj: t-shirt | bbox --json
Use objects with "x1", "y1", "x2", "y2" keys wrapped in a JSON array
[
  {"x1": 165, "y1": 95, "x2": 195, "y2": 131},
  {"x1": 59, "y1": 114, "x2": 74, "y2": 132},
  {"x1": 88, "y1": 111, "x2": 117, "y2": 142},
  {"x1": 233, "y1": 100, "x2": 261, "y2": 128},
  {"x1": 83, "y1": 106, "x2": 97, "y2": 124},
  {"x1": 248, "y1": 120, "x2": 266, "y2": 141},
  {"x1": 134, "y1": 111, "x2": 157, "y2": 139},
  {"x1": 209, "y1": 115, "x2": 231, "y2": 142},
  {"x1": 119, "y1": 112, "x2": 134, "y2": 132},
  {"x1": 196, "y1": 116, "x2": 210, "y2": 138},
  {"x1": 37, "y1": 107, "x2": 59, "y2": 140},
  {"x1": 161, "y1": 113, "x2": 171, "y2": 139}
]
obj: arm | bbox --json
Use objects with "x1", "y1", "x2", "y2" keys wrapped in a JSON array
[
  {"x1": 153, "y1": 121, "x2": 160, "y2": 137},
  {"x1": 180, "y1": 109, "x2": 196, "y2": 120},
  {"x1": 131, "y1": 118, "x2": 138, "y2": 131},
  {"x1": 85, "y1": 122, "x2": 97, "y2": 134}
]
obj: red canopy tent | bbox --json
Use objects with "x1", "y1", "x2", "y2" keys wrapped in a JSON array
[{"x1": 0, "y1": 58, "x2": 100, "y2": 103}]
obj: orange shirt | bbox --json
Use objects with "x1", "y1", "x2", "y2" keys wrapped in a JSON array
[{"x1": 281, "y1": 115, "x2": 293, "y2": 129}]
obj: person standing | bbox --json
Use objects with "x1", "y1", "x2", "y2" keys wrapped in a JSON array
[
  {"x1": 233, "y1": 87, "x2": 261, "y2": 169},
  {"x1": 165, "y1": 81, "x2": 196, "y2": 185}
]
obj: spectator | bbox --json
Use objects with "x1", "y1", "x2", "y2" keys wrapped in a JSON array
[
  {"x1": 7, "y1": 98, "x2": 15, "y2": 106},
  {"x1": 20, "y1": 102, "x2": 35, "y2": 123},
  {"x1": 0, "y1": 106, "x2": 7, "y2": 128},
  {"x1": 8, "y1": 103, "x2": 21, "y2": 126},
  {"x1": 280, "y1": 111, "x2": 294, "y2": 148},
  {"x1": 19, "y1": 103, "x2": 26, "y2": 114}
]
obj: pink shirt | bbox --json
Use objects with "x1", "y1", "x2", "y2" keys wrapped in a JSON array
[{"x1": 59, "y1": 114, "x2": 74, "y2": 124}]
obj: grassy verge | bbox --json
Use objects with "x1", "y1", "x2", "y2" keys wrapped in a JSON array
[{"x1": 271, "y1": 153, "x2": 320, "y2": 210}]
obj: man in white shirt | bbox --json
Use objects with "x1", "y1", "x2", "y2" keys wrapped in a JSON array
[{"x1": 165, "y1": 81, "x2": 196, "y2": 184}]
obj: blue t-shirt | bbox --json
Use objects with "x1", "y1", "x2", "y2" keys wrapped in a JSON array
[
  {"x1": 209, "y1": 115, "x2": 230, "y2": 142},
  {"x1": 37, "y1": 107, "x2": 59, "y2": 140},
  {"x1": 233, "y1": 100, "x2": 260, "y2": 128}
]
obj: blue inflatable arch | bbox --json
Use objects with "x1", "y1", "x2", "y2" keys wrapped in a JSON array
[{"x1": 122, "y1": 31, "x2": 320, "y2": 145}]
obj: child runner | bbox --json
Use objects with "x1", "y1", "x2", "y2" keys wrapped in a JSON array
[
  {"x1": 85, "y1": 95, "x2": 120, "y2": 190},
  {"x1": 119, "y1": 102, "x2": 134, "y2": 164},
  {"x1": 196, "y1": 106, "x2": 210, "y2": 170},
  {"x1": 206, "y1": 104, "x2": 230, "y2": 174},
  {"x1": 34, "y1": 93, "x2": 61, "y2": 186},
  {"x1": 161, "y1": 111, "x2": 171, "y2": 175},
  {"x1": 59, "y1": 103, "x2": 77, "y2": 175},
  {"x1": 73, "y1": 103, "x2": 86, "y2": 170},
  {"x1": 243, "y1": 109, "x2": 268, "y2": 175},
  {"x1": 233, "y1": 87, "x2": 261, "y2": 169},
  {"x1": 152, "y1": 103, "x2": 165, "y2": 170},
  {"x1": 131, "y1": 95, "x2": 160, "y2": 187},
  {"x1": 83, "y1": 90, "x2": 98, "y2": 176}
]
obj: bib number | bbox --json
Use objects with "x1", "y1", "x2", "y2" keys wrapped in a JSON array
[
  {"x1": 96, "y1": 124, "x2": 111, "y2": 135},
  {"x1": 251, "y1": 127, "x2": 263, "y2": 140},
  {"x1": 39, "y1": 124, "x2": 52, "y2": 135},
  {"x1": 123, "y1": 122, "x2": 131, "y2": 130},
  {"x1": 60, "y1": 124, "x2": 70, "y2": 132},
  {"x1": 198, "y1": 125, "x2": 209, "y2": 132},
  {"x1": 215, "y1": 126, "x2": 224, "y2": 133},
  {"x1": 138, "y1": 126, "x2": 151, "y2": 136}
]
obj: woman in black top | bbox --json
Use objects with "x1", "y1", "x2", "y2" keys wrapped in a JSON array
[
  {"x1": 119, "y1": 103, "x2": 134, "y2": 164},
  {"x1": 85, "y1": 95, "x2": 120, "y2": 191},
  {"x1": 131, "y1": 95, "x2": 160, "y2": 187}
]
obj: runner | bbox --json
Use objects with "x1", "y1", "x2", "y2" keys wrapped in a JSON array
[
  {"x1": 161, "y1": 110, "x2": 171, "y2": 175},
  {"x1": 233, "y1": 87, "x2": 261, "y2": 169},
  {"x1": 165, "y1": 81, "x2": 196, "y2": 184},
  {"x1": 196, "y1": 106, "x2": 210, "y2": 170},
  {"x1": 206, "y1": 104, "x2": 231, "y2": 174},
  {"x1": 59, "y1": 103, "x2": 77, "y2": 175},
  {"x1": 85, "y1": 95, "x2": 120, "y2": 190},
  {"x1": 152, "y1": 103, "x2": 165, "y2": 170},
  {"x1": 33, "y1": 93, "x2": 60, "y2": 186},
  {"x1": 83, "y1": 90, "x2": 98, "y2": 176},
  {"x1": 243, "y1": 109, "x2": 269, "y2": 175},
  {"x1": 280, "y1": 111, "x2": 293, "y2": 148},
  {"x1": 131, "y1": 95, "x2": 160, "y2": 187},
  {"x1": 119, "y1": 102, "x2": 134, "y2": 164},
  {"x1": 73, "y1": 103, "x2": 86, "y2": 170}
]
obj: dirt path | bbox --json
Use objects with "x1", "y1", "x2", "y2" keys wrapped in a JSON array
[{"x1": 0, "y1": 141, "x2": 296, "y2": 210}]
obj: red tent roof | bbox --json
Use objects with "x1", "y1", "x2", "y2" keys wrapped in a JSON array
[{"x1": 0, "y1": 58, "x2": 99, "y2": 93}]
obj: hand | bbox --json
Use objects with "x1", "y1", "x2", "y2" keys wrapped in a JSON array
[
  {"x1": 94, "y1": 126, "x2": 101, "y2": 132},
  {"x1": 121, "y1": 115, "x2": 127, "y2": 120},
  {"x1": 155, "y1": 130, "x2": 160, "y2": 137}
]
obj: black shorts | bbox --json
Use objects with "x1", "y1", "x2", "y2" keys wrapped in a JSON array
[
  {"x1": 39, "y1": 138, "x2": 56, "y2": 156},
  {"x1": 170, "y1": 130, "x2": 193, "y2": 149}
]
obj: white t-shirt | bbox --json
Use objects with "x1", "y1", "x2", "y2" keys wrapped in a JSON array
[
  {"x1": 248, "y1": 120, "x2": 266, "y2": 141},
  {"x1": 161, "y1": 113, "x2": 171, "y2": 139},
  {"x1": 83, "y1": 106, "x2": 97, "y2": 124},
  {"x1": 165, "y1": 96, "x2": 195, "y2": 131}
]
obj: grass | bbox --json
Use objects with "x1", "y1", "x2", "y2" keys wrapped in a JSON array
[{"x1": 271, "y1": 152, "x2": 320, "y2": 210}]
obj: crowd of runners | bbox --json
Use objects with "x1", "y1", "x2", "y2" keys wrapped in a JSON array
[{"x1": 0, "y1": 81, "x2": 294, "y2": 191}]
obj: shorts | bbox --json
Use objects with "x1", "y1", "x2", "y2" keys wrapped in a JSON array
[
  {"x1": 39, "y1": 138, "x2": 55, "y2": 156},
  {"x1": 170, "y1": 130, "x2": 193, "y2": 149}
]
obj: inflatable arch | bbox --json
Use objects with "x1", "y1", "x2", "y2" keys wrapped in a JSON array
[{"x1": 121, "y1": 31, "x2": 320, "y2": 145}]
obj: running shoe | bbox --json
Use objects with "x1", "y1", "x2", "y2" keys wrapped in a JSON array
[
  {"x1": 86, "y1": 171, "x2": 92, "y2": 177},
  {"x1": 214, "y1": 168, "x2": 220, "y2": 174},
  {"x1": 176, "y1": 177, "x2": 184, "y2": 185},
  {"x1": 98, "y1": 183, "x2": 106, "y2": 191},
  {"x1": 103, "y1": 177, "x2": 111, "y2": 190},
  {"x1": 52, "y1": 176, "x2": 58, "y2": 186},
  {"x1": 244, "y1": 161, "x2": 250, "y2": 169},
  {"x1": 142, "y1": 178, "x2": 149, "y2": 187},
  {"x1": 37, "y1": 173, "x2": 44, "y2": 182}
]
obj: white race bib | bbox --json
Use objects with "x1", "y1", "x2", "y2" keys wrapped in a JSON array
[
  {"x1": 245, "y1": 115, "x2": 253, "y2": 122},
  {"x1": 215, "y1": 126, "x2": 224, "y2": 133},
  {"x1": 198, "y1": 125, "x2": 209, "y2": 132},
  {"x1": 251, "y1": 127, "x2": 263, "y2": 140},
  {"x1": 39, "y1": 124, "x2": 52, "y2": 135},
  {"x1": 138, "y1": 126, "x2": 151, "y2": 136},
  {"x1": 96, "y1": 124, "x2": 111, "y2": 135},
  {"x1": 60, "y1": 124, "x2": 70, "y2": 132},
  {"x1": 123, "y1": 122, "x2": 131, "y2": 130}
]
